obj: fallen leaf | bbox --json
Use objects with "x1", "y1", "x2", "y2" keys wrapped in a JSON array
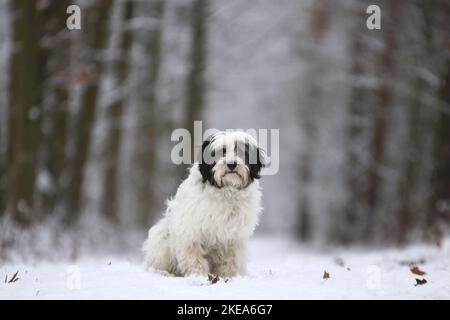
[
  {"x1": 207, "y1": 274, "x2": 219, "y2": 284},
  {"x1": 323, "y1": 271, "x2": 330, "y2": 280},
  {"x1": 334, "y1": 257, "x2": 345, "y2": 267},
  {"x1": 414, "y1": 278, "x2": 427, "y2": 286},
  {"x1": 410, "y1": 266, "x2": 426, "y2": 276}
]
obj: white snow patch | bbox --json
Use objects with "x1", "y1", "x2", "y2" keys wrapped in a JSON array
[{"x1": 1, "y1": 237, "x2": 449, "y2": 299}]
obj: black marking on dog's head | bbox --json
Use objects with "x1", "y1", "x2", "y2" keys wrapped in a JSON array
[
  {"x1": 198, "y1": 138, "x2": 217, "y2": 186},
  {"x1": 246, "y1": 144, "x2": 265, "y2": 181}
]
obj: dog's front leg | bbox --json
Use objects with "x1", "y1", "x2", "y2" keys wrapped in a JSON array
[
  {"x1": 215, "y1": 240, "x2": 247, "y2": 277},
  {"x1": 176, "y1": 242, "x2": 209, "y2": 276}
]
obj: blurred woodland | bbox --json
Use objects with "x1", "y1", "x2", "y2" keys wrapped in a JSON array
[{"x1": 0, "y1": 0, "x2": 449, "y2": 260}]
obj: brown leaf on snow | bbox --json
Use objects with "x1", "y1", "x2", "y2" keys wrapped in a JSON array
[
  {"x1": 414, "y1": 278, "x2": 427, "y2": 286},
  {"x1": 207, "y1": 274, "x2": 220, "y2": 284},
  {"x1": 410, "y1": 266, "x2": 426, "y2": 276},
  {"x1": 334, "y1": 257, "x2": 345, "y2": 267},
  {"x1": 323, "y1": 271, "x2": 330, "y2": 280}
]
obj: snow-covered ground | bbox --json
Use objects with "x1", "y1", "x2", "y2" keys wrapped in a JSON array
[{"x1": 1, "y1": 237, "x2": 449, "y2": 299}]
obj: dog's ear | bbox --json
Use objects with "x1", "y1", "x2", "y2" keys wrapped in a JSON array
[
  {"x1": 199, "y1": 138, "x2": 214, "y2": 183},
  {"x1": 249, "y1": 147, "x2": 265, "y2": 180}
]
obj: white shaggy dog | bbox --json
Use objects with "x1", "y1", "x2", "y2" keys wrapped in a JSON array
[{"x1": 143, "y1": 131, "x2": 265, "y2": 277}]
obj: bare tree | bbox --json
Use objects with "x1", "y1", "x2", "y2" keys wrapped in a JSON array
[
  {"x1": 364, "y1": 1, "x2": 403, "y2": 242},
  {"x1": 131, "y1": 0, "x2": 165, "y2": 226},
  {"x1": 428, "y1": 58, "x2": 450, "y2": 239},
  {"x1": 178, "y1": 0, "x2": 208, "y2": 182},
  {"x1": 297, "y1": 0, "x2": 334, "y2": 241},
  {"x1": 65, "y1": 0, "x2": 113, "y2": 224},
  {"x1": 393, "y1": 1, "x2": 436, "y2": 243},
  {"x1": 341, "y1": 2, "x2": 371, "y2": 244},
  {"x1": 184, "y1": 0, "x2": 208, "y2": 139},
  {"x1": 34, "y1": 0, "x2": 72, "y2": 218},
  {"x1": 101, "y1": 0, "x2": 134, "y2": 221},
  {"x1": 0, "y1": 2, "x2": 9, "y2": 218},
  {"x1": 6, "y1": 1, "x2": 46, "y2": 226}
]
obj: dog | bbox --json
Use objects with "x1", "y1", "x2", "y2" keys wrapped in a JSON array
[{"x1": 142, "y1": 131, "x2": 265, "y2": 277}]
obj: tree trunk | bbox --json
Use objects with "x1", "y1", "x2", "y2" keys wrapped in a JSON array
[
  {"x1": 132, "y1": 0, "x2": 165, "y2": 227},
  {"x1": 6, "y1": 0, "x2": 44, "y2": 226},
  {"x1": 365, "y1": 1, "x2": 402, "y2": 242},
  {"x1": 35, "y1": 0, "x2": 72, "y2": 218},
  {"x1": 427, "y1": 58, "x2": 450, "y2": 239},
  {"x1": 65, "y1": 0, "x2": 113, "y2": 224},
  {"x1": 101, "y1": 0, "x2": 134, "y2": 222},
  {"x1": 341, "y1": 6, "x2": 369, "y2": 244},
  {"x1": 184, "y1": 0, "x2": 208, "y2": 165},
  {"x1": 0, "y1": 0, "x2": 8, "y2": 218},
  {"x1": 396, "y1": 77, "x2": 426, "y2": 244},
  {"x1": 396, "y1": 1, "x2": 436, "y2": 244},
  {"x1": 297, "y1": 0, "x2": 333, "y2": 241}
]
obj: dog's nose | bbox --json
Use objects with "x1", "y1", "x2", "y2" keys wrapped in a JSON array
[{"x1": 227, "y1": 161, "x2": 237, "y2": 170}]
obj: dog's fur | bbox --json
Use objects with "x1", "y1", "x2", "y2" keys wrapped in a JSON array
[{"x1": 142, "y1": 131, "x2": 264, "y2": 277}]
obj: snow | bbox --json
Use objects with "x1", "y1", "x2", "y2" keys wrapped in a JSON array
[{"x1": 1, "y1": 237, "x2": 449, "y2": 299}]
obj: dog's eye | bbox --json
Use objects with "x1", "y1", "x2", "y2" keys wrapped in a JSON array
[
  {"x1": 211, "y1": 150, "x2": 215, "y2": 157},
  {"x1": 222, "y1": 147, "x2": 226, "y2": 156}
]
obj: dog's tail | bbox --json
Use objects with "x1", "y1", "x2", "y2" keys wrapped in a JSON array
[{"x1": 142, "y1": 218, "x2": 175, "y2": 274}]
